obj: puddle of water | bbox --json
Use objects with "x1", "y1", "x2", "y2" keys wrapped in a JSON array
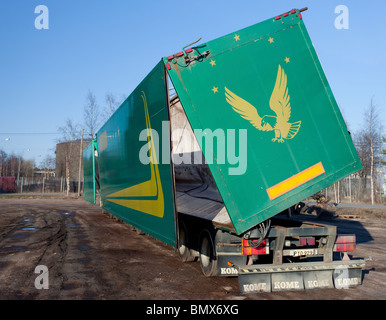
[
  {"x1": 23, "y1": 218, "x2": 35, "y2": 222},
  {"x1": 10, "y1": 233, "x2": 30, "y2": 239},
  {"x1": 78, "y1": 245, "x2": 91, "y2": 251},
  {"x1": 0, "y1": 246, "x2": 27, "y2": 252},
  {"x1": 78, "y1": 257, "x2": 91, "y2": 264},
  {"x1": 66, "y1": 223, "x2": 81, "y2": 227},
  {"x1": 60, "y1": 212, "x2": 74, "y2": 217},
  {"x1": 19, "y1": 227, "x2": 36, "y2": 231},
  {"x1": 62, "y1": 283, "x2": 77, "y2": 290}
]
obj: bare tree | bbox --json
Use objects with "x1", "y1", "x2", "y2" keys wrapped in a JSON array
[
  {"x1": 354, "y1": 130, "x2": 370, "y2": 200},
  {"x1": 40, "y1": 154, "x2": 55, "y2": 170},
  {"x1": 353, "y1": 99, "x2": 383, "y2": 204},
  {"x1": 84, "y1": 90, "x2": 100, "y2": 140},
  {"x1": 58, "y1": 119, "x2": 81, "y2": 196},
  {"x1": 105, "y1": 92, "x2": 118, "y2": 116},
  {"x1": 101, "y1": 92, "x2": 124, "y2": 123},
  {"x1": 382, "y1": 136, "x2": 386, "y2": 166},
  {"x1": 364, "y1": 98, "x2": 381, "y2": 205},
  {"x1": 20, "y1": 159, "x2": 35, "y2": 178},
  {"x1": 0, "y1": 150, "x2": 7, "y2": 176}
]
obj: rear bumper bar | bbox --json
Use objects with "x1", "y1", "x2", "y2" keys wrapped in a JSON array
[{"x1": 237, "y1": 259, "x2": 366, "y2": 293}]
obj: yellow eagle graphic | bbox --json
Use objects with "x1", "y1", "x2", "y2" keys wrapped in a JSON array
[{"x1": 225, "y1": 65, "x2": 301, "y2": 143}]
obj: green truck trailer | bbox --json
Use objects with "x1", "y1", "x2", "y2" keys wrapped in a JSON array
[{"x1": 83, "y1": 8, "x2": 366, "y2": 293}]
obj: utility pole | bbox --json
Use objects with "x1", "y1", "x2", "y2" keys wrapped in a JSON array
[
  {"x1": 78, "y1": 129, "x2": 84, "y2": 196},
  {"x1": 17, "y1": 156, "x2": 21, "y2": 187}
]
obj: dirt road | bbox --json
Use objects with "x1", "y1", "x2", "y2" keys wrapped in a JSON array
[{"x1": 0, "y1": 197, "x2": 385, "y2": 300}]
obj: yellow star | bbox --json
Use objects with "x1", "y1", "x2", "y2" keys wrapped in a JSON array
[
  {"x1": 209, "y1": 59, "x2": 216, "y2": 67},
  {"x1": 234, "y1": 34, "x2": 240, "y2": 41},
  {"x1": 268, "y1": 37, "x2": 274, "y2": 44},
  {"x1": 284, "y1": 57, "x2": 290, "y2": 63},
  {"x1": 212, "y1": 86, "x2": 218, "y2": 93}
]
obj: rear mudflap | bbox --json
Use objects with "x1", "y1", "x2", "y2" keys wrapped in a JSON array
[{"x1": 237, "y1": 260, "x2": 365, "y2": 294}]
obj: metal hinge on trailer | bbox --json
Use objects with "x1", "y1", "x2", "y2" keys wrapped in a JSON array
[{"x1": 166, "y1": 38, "x2": 211, "y2": 70}]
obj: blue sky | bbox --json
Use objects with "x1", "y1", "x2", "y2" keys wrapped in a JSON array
[{"x1": 0, "y1": 0, "x2": 385, "y2": 166}]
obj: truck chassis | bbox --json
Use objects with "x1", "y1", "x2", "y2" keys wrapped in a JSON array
[{"x1": 178, "y1": 212, "x2": 365, "y2": 293}]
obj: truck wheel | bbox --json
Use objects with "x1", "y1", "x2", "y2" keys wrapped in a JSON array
[
  {"x1": 177, "y1": 222, "x2": 195, "y2": 262},
  {"x1": 199, "y1": 230, "x2": 217, "y2": 277}
]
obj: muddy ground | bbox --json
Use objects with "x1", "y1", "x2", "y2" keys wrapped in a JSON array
[{"x1": 0, "y1": 196, "x2": 385, "y2": 300}]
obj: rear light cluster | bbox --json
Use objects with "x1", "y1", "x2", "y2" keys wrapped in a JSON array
[
  {"x1": 241, "y1": 234, "x2": 356, "y2": 256},
  {"x1": 275, "y1": 9, "x2": 302, "y2": 21},
  {"x1": 334, "y1": 235, "x2": 356, "y2": 252},
  {"x1": 298, "y1": 237, "x2": 315, "y2": 246},
  {"x1": 284, "y1": 237, "x2": 316, "y2": 247},
  {"x1": 242, "y1": 239, "x2": 269, "y2": 256},
  {"x1": 167, "y1": 48, "x2": 194, "y2": 61}
]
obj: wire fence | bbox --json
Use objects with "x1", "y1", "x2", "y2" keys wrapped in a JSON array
[
  {"x1": 16, "y1": 177, "x2": 82, "y2": 194},
  {"x1": 2, "y1": 175, "x2": 385, "y2": 205},
  {"x1": 309, "y1": 176, "x2": 385, "y2": 204}
]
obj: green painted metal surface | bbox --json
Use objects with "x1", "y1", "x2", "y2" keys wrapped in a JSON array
[
  {"x1": 165, "y1": 9, "x2": 362, "y2": 235},
  {"x1": 96, "y1": 61, "x2": 177, "y2": 247},
  {"x1": 83, "y1": 140, "x2": 95, "y2": 204}
]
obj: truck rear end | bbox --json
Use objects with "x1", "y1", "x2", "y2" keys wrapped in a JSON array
[
  {"x1": 83, "y1": 8, "x2": 366, "y2": 293},
  {"x1": 216, "y1": 217, "x2": 365, "y2": 293}
]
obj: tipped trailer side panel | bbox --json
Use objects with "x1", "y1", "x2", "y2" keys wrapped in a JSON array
[
  {"x1": 83, "y1": 140, "x2": 97, "y2": 204},
  {"x1": 95, "y1": 62, "x2": 178, "y2": 247},
  {"x1": 164, "y1": 8, "x2": 361, "y2": 235}
]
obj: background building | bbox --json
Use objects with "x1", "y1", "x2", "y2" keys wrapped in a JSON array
[{"x1": 55, "y1": 139, "x2": 92, "y2": 182}]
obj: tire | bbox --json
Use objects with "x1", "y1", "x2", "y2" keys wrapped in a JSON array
[
  {"x1": 199, "y1": 230, "x2": 218, "y2": 277},
  {"x1": 177, "y1": 222, "x2": 195, "y2": 262}
]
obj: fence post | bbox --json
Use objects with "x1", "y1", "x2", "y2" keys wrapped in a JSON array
[
  {"x1": 21, "y1": 177, "x2": 23, "y2": 193},
  {"x1": 42, "y1": 177, "x2": 45, "y2": 193},
  {"x1": 78, "y1": 129, "x2": 84, "y2": 196},
  {"x1": 349, "y1": 175, "x2": 352, "y2": 203}
]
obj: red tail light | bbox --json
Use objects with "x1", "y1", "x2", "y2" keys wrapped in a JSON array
[
  {"x1": 299, "y1": 237, "x2": 315, "y2": 246},
  {"x1": 242, "y1": 239, "x2": 269, "y2": 255},
  {"x1": 334, "y1": 235, "x2": 356, "y2": 252}
]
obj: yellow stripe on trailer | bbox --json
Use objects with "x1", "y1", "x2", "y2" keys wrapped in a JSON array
[{"x1": 267, "y1": 162, "x2": 325, "y2": 200}]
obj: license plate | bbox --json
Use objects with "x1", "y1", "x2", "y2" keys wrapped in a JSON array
[{"x1": 290, "y1": 249, "x2": 318, "y2": 257}]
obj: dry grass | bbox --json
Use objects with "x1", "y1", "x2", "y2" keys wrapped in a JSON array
[{"x1": 335, "y1": 206, "x2": 386, "y2": 220}]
